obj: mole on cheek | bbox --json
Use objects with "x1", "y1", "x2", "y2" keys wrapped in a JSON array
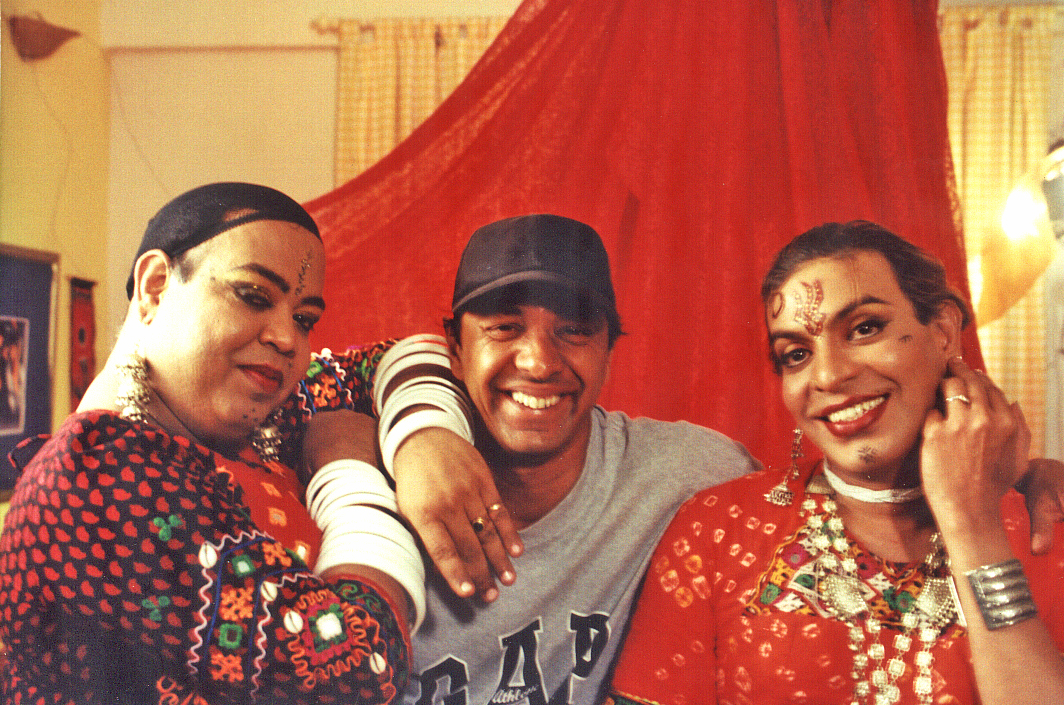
[{"x1": 858, "y1": 447, "x2": 877, "y2": 464}]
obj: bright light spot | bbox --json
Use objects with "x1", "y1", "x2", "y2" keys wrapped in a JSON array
[{"x1": 1001, "y1": 183, "x2": 1048, "y2": 243}]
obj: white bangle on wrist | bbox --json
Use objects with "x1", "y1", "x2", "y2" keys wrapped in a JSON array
[
  {"x1": 373, "y1": 335, "x2": 452, "y2": 413},
  {"x1": 305, "y1": 457, "x2": 427, "y2": 631},
  {"x1": 380, "y1": 408, "x2": 474, "y2": 478},
  {"x1": 306, "y1": 459, "x2": 383, "y2": 505}
]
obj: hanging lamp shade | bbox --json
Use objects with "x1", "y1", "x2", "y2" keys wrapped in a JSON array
[
  {"x1": 7, "y1": 14, "x2": 80, "y2": 61},
  {"x1": 973, "y1": 144, "x2": 1063, "y2": 325}
]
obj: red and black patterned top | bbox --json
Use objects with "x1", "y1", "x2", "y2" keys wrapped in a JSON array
[
  {"x1": 0, "y1": 341, "x2": 408, "y2": 704},
  {"x1": 274, "y1": 341, "x2": 397, "y2": 479}
]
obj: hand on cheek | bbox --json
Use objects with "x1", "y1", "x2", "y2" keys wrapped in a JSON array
[{"x1": 920, "y1": 357, "x2": 1027, "y2": 536}]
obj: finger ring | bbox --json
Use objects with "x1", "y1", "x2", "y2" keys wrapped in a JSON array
[
  {"x1": 945, "y1": 394, "x2": 971, "y2": 405},
  {"x1": 487, "y1": 503, "x2": 504, "y2": 513},
  {"x1": 471, "y1": 516, "x2": 488, "y2": 533}
]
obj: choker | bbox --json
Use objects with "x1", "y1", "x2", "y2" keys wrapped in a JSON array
[{"x1": 822, "y1": 464, "x2": 924, "y2": 504}]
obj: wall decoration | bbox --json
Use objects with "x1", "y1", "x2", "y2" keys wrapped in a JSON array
[
  {"x1": 0, "y1": 316, "x2": 28, "y2": 434},
  {"x1": 6, "y1": 14, "x2": 80, "y2": 61},
  {"x1": 0, "y1": 245, "x2": 57, "y2": 484},
  {"x1": 70, "y1": 278, "x2": 96, "y2": 412}
]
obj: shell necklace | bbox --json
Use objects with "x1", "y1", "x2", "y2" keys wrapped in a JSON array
[{"x1": 803, "y1": 483, "x2": 961, "y2": 705}]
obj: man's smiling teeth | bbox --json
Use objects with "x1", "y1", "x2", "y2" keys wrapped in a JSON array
[
  {"x1": 511, "y1": 390, "x2": 561, "y2": 409},
  {"x1": 826, "y1": 396, "x2": 886, "y2": 423}
]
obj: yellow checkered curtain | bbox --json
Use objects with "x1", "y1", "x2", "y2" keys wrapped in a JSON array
[
  {"x1": 329, "y1": 17, "x2": 508, "y2": 185},
  {"x1": 940, "y1": 5, "x2": 1057, "y2": 455}
]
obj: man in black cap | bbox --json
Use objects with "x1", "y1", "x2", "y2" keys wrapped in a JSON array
[{"x1": 300, "y1": 214, "x2": 760, "y2": 705}]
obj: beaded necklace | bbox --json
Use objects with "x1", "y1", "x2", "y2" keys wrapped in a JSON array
[{"x1": 802, "y1": 484, "x2": 960, "y2": 705}]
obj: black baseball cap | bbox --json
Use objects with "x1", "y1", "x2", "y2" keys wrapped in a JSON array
[
  {"x1": 451, "y1": 214, "x2": 620, "y2": 332},
  {"x1": 126, "y1": 182, "x2": 320, "y2": 298}
]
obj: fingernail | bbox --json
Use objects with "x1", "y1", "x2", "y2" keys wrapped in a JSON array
[
  {"x1": 510, "y1": 544, "x2": 523, "y2": 557},
  {"x1": 484, "y1": 587, "x2": 499, "y2": 602},
  {"x1": 501, "y1": 571, "x2": 515, "y2": 584},
  {"x1": 459, "y1": 581, "x2": 474, "y2": 596}
]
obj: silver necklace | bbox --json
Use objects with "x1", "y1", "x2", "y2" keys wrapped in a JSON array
[{"x1": 802, "y1": 491, "x2": 958, "y2": 705}]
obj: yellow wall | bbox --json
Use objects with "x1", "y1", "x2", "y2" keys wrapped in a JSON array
[{"x1": 1, "y1": 0, "x2": 110, "y2": 430}]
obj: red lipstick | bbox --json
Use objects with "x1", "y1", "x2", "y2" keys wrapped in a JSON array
[
  {"x1": 818, "y1": 395, "x2": 887, "y2": 438},
  {"x1": 241, "y1": 365, "x2": 284, "y2": 394}
]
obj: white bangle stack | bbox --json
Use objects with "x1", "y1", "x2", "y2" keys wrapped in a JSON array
[
  {"x1": 374, "y1": 335, "x2": 475, "y2": 478},
  {"x1": 306, "y1": 458, "x2": 426, "y2": 631}
]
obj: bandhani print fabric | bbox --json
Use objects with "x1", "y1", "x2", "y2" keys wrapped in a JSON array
[
  {"x1": 220, "y1": 446, "x2": 322, "y2": 569},
  {"x1": 0, "y1": 410, "x2": 409, "y2": 704},
  {"x1": 607, "y1": 467, "x2": 1064, "y2": 705}
]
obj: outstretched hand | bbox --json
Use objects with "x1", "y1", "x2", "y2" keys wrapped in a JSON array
[{"x1": 393, "y1": 427, "x2": 523, "y2": 601}]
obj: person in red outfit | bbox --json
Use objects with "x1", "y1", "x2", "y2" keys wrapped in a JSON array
[
  {"x1": 606, "y1": 221, "x2": 1064, "y2": 705},
  {"x1": 0, "y1": 183, "x2": 423, "y2": 704}
]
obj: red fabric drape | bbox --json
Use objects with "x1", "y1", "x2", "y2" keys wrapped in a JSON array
[{"x1": 306, "y1": 0, "x2": 979, "y2": 472}]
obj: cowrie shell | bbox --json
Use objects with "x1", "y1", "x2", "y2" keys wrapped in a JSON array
[
  {"x1": 284, "y1": 610, "x2": 304, "y2": 634},
  {"x1": 198, "y1": 543, "x2": 218, "y2": 569}
]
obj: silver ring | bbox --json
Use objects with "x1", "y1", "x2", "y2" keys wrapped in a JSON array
[{"x1": 945, "y1": 394, "x2": 971, "y2": 406}]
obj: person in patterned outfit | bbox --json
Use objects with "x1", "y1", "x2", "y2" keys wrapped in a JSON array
[
  {"x1": 605, "y1": 221, "x2": 1064, "y2": 705},
  {"x1": 0, "y1": 183, "x2": 422, "y2": 704}
]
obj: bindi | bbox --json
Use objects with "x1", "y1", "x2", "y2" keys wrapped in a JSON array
[
  {"x1": 294, "y1": 249, "x2": 312, "y2": 296},
  {"x1": 793, "y1": 280, "x2": 825, "y2": 336}
]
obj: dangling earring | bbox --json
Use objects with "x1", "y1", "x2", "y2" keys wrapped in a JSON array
[
  {"x1": 765, "y1": 428, "x2": 803, "y2": 506},
  {"x1": 115, "y1": 347, "x2": 151, "y2": 423},
  {"x1": 252, "y1": 408, "x2": 282, "y2": 463}
]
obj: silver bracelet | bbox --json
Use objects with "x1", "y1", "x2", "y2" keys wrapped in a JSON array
[{"x1": 964, "y1": 559, "x2": 1039, "y2": 631}]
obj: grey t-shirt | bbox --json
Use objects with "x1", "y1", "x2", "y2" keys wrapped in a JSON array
[{"x1": 404, "y1": 407, "x2": 759, "y2": 705}]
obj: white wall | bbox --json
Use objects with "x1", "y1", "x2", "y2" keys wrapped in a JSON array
[
  {"x1": 106, "y1": 47, "x2": 338, "y2": 332},
  {"x1": 101, "y1": 0, "x2": 522, "y2": 346},
  {"x1": 101, "y1": 0, "x2": 524, "y2": 47}
]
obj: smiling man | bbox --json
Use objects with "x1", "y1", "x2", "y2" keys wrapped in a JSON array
[{"x1": 381, "y1": 214, "x2": 760, "y2": 705}]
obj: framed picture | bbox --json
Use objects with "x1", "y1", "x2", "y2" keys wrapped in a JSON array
[{"x1": 0, "y1": 244, "x2": 58, "y2": 483}]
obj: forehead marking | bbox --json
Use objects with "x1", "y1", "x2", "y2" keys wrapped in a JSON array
[
  {"x1": 294, "y1": 249, "x2": 312, "y2": 296},
  {"x1": 770, "y1": 291, "x2": 785, "y2": 319},
  {"x1": 793, "y1": 280, "x2": 825, "y2": 336}
]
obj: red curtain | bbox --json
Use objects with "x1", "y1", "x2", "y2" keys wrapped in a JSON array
[{"x1": 305, "y1": 0, "x2": 978, "y2": 472}]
